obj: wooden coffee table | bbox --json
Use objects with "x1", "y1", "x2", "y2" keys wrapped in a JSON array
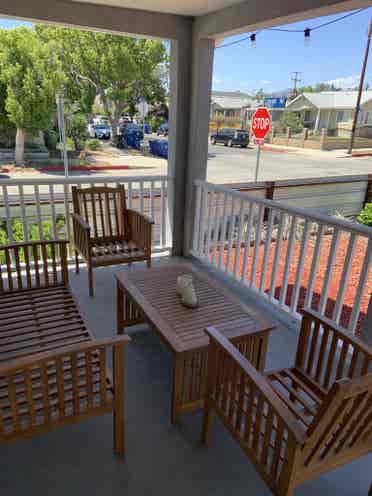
[{"x1": 116, "y1": 263, "x2": 275, "y2": 423}]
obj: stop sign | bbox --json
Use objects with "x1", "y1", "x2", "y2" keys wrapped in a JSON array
[{"x1": 251, "y1": 107, "x2": 271, "y2": 140}]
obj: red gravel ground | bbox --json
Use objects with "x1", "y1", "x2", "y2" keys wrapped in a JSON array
[{"x1": 214, "y1": 233, "x2": 371, "y2": 335}]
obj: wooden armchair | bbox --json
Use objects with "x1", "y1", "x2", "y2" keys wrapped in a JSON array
[
  {"x1": 202, "y1": 309, "x2": 372, "y2": 496},
  {"x1": 72, "y1": 185, "x2": 153, "y2": 296},
  {"x1": 0, "y1": 240, "x2": 130, "y2": 455}
]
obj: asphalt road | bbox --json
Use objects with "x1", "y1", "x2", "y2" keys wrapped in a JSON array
[
  {"x1": 206, "y1": 143, "x2": 372, "y2": 184},
  {"x1": 2, "y1": 138, "x2": 371, "y2": 184}
]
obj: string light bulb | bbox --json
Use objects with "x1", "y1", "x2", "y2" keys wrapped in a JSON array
[
  {"x1": 250, "y1": 33, "x2": 256, "y2": 49},
  {"x1": 304, "y1": 28, "x2": 311, "y2": 47}
]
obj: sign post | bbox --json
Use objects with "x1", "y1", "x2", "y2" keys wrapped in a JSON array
[
  {"x1": 56, "y1": 93, "x2": 69, "y2": 178},
  {"x1": 251, "y1": 107, "x2": 271, "y2": 182}
]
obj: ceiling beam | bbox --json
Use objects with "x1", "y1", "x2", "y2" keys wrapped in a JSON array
[
  {"x1": 0, "y1": 0, "x2": 192, "y2": 40},
  {"x1": 195, "y1": 0, "x2": 371, "y2": 39}
]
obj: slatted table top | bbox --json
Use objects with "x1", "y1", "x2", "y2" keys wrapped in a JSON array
[
  {"x1": 0, "y1": 285, "x2": 93, "y2": 364},
  {"x1": 116, "y1": 263, "x2": 275, "y2": 353}
]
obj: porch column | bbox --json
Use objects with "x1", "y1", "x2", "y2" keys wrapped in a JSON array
[
  {"x1": 183, "y1": 37, "x2": 215, "y2": 254},
  {"x1": 168, "y1": 32, "x2": 192, "y2": 255},
  {"x1": 168, "y1": 33, "x2": 214, "y2": 255}
]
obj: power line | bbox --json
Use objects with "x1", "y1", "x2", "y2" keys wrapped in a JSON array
[{"x1": 217, "y1": 7, "x2": 369, "y2": 48}]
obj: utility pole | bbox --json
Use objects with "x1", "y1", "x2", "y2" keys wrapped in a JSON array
[
  {"x1": 291, "y1": 72, "x2": 302, "y2": 98},
  {"x1": 348, "y1": 18, "x2": 372, "y2": 155}
]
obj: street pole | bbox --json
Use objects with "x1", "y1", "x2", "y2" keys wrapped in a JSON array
[
  {"x1": 348, "y1": 18, "x2": 372, "y2": 155},
  {"x1": 56, "y1": 93, "x2": 69, "y2": 178},
  {"x1": 254, "y1": 144, "x2": 261, "y2": 182}
]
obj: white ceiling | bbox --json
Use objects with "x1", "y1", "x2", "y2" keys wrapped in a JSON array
[{"x1": 69, "y1": 0, "x2": 244, "y2": 16}]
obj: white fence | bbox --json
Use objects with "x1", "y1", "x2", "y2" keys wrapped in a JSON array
[
  {"x1": 0, "y1": 175, "x2": 171, "y2": 256},
  {"x1": 191, "y1": 180, "x2": 372, "y2": 335}
]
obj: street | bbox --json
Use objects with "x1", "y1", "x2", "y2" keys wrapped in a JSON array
[
  {"x1": 206, "y1": 143, "x2": 372, "y2": 184},
  {"x1": 1, "y1": 139, "x2": 371, "y2": 184}
]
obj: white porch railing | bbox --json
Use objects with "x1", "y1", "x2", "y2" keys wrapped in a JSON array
[
  {"x1": 0, "y1": 175, "x2": 171, "y2": 256},
  {"x1": 191, "y1": 180, "x2": 372, "y2": 335}
]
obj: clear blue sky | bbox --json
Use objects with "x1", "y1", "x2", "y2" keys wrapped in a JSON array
[
  {"x1": 0, "y1": 8, "x2": 371, "y2": 95},
  {"x1": 213, "y1": 7, "x2": 372, "y2": 94}
]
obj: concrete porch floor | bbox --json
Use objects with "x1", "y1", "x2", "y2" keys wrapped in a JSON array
[{"x1": 0, "y1": 256, "x2": 370, "y2": 496}]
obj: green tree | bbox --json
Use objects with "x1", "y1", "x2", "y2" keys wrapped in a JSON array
[
  {"x1": 0, "y1": 80, "x2": 16, "y2": 147},
  {"x1": 0, "y1": 27, "x2": 65, "y2": 164},
  {"x1": 280, "y1": 111, "x2": 303, "y2": 133},
  {"x1": 36, "y1": 26, "x2": 167, "y2": 137}
]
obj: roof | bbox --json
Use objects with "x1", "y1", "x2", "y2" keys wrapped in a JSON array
[
  {"x1": 287, "y1": 90, "x2": 372, "y2": 110},
  {"x1": 70, "y1": 0, "x2": 243, "y2": 16},
  {"x1": 211, "y1": 91, "x2": 255, "y2": 110}
]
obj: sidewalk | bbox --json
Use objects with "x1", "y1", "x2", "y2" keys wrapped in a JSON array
[{"x1": 262, "y1": 143, "x2": 372, "y2": 159}]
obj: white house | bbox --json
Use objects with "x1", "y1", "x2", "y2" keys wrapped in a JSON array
[
  {"x1": 285, "y1": 90, "x2": 372, "y2": 136},
  {"x1": 210, "y1": 91, "x2": 255, "y2": 119}
]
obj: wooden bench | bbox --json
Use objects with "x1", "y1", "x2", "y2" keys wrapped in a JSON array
[
  {"x1": 72, "y1": 185, "x2": 153, "y2": 296},
  {"x1": 0, "y1": 240, "x2": 130, "y2": 455},
  {"x1": 202, "y1": 309, "x2": 372, "y2": 496}
]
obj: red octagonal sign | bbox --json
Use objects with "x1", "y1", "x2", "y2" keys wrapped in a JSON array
[{"x1": 251, "y1": 107, "x2": 271, "y2": 140}]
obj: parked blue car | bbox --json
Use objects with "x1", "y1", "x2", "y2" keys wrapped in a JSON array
[{"x1": 94, "y1": 124, "x2": 111, "y2": 139}]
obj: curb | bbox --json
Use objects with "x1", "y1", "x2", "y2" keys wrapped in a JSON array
[{"x1": 1, "y1": 165, "x2": 131, "y2": 173}]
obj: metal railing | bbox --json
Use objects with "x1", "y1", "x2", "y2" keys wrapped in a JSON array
[
  {"x1": 191, "y1": 180, "x2": 372, "y2": 335},
  {"x1": 0, "y1": 175, "x2": 171, "y2": 257}
]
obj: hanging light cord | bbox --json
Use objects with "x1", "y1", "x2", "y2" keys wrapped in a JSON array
[{"x1": 217, "y1": 7, "x2": 369, "y2": 48}]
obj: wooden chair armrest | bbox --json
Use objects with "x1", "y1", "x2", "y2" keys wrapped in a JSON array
[
  {"x1": 127, "y1": 209, "x2": 154, "y2": 226},
  {"x1": 0, "y1": 336, "x2": 131, "y2": 376},
  {"x1": 72, "y1": 213, "x2": 91, "y2": 258},
  {"x1": 71, "y1": 213, "x2": 91, "y2": 232},
  {"x1": 127, "y1": 209, "x2": 153, "y2": 253},
  {"x1": 206, "y1": 326, "x2": 307, "y2": 445}
]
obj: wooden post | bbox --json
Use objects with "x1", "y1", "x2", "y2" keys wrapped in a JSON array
[
  {"x1": 113, "y1": 344, "x2": 125, "y2": 456},
  {"x1": 264, "y1": 181, "x2": 275, "y2": 221},
  {"x1": 348, "y1": 19, "x2": 372, "y2": 155},
  {"x1": 286, "y1": 126, "x2": 291, "y2": 146},
  {"x1": 320, "y1": 128, "x2": 327, "y2": 150},
  {"x1": 302, "y1": 128, "x2": 308, "y2": 148}
]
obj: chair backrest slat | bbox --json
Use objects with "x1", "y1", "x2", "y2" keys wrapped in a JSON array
[
  {"x1": 72, "y1": 185, "x2": 128, "y2": 241},
  {"x1": 0, "y1": 241, "x2": 69, "y2": 293},
  {"x1": 295, "y1": 308, "x2": 372, "y2": 391}
]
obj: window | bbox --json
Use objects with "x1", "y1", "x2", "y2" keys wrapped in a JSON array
[
  {"x1": 365, "y1": 112, "x2": 370, "y2": 124},
  {"x1": 336, "y1": 111, "x2": 344, "y2": 123}
]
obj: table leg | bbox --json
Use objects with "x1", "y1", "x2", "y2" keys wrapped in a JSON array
[
  {"x1": 171, "y1": 355, "x2": 182, "y2": 424},
  {"x1": 257, "y1": 334, "x2": 269, "y2": 372},
  {"x1": 117, "y1": 280, "x2": 124, "y2": 335}
]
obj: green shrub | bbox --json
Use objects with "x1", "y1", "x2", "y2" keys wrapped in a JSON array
[
  {"x1": 279, "y1": 112, "x2": 304, "y2": 134},
  {"x1": 148, "y1": 117, "x2": 165, "y2": 133},
  {"x1": 44, "y1": 130, "x2": 59, "y2": 151},
  {"x1": 357, "y1": 203, "x2": 372, "y2": 227},
  {"x1": 85, "y1": 138, "x2": 101, "y2": 151},
  {"x1": 66, "y1": 112, "x2": 88, "y2": 151}
]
